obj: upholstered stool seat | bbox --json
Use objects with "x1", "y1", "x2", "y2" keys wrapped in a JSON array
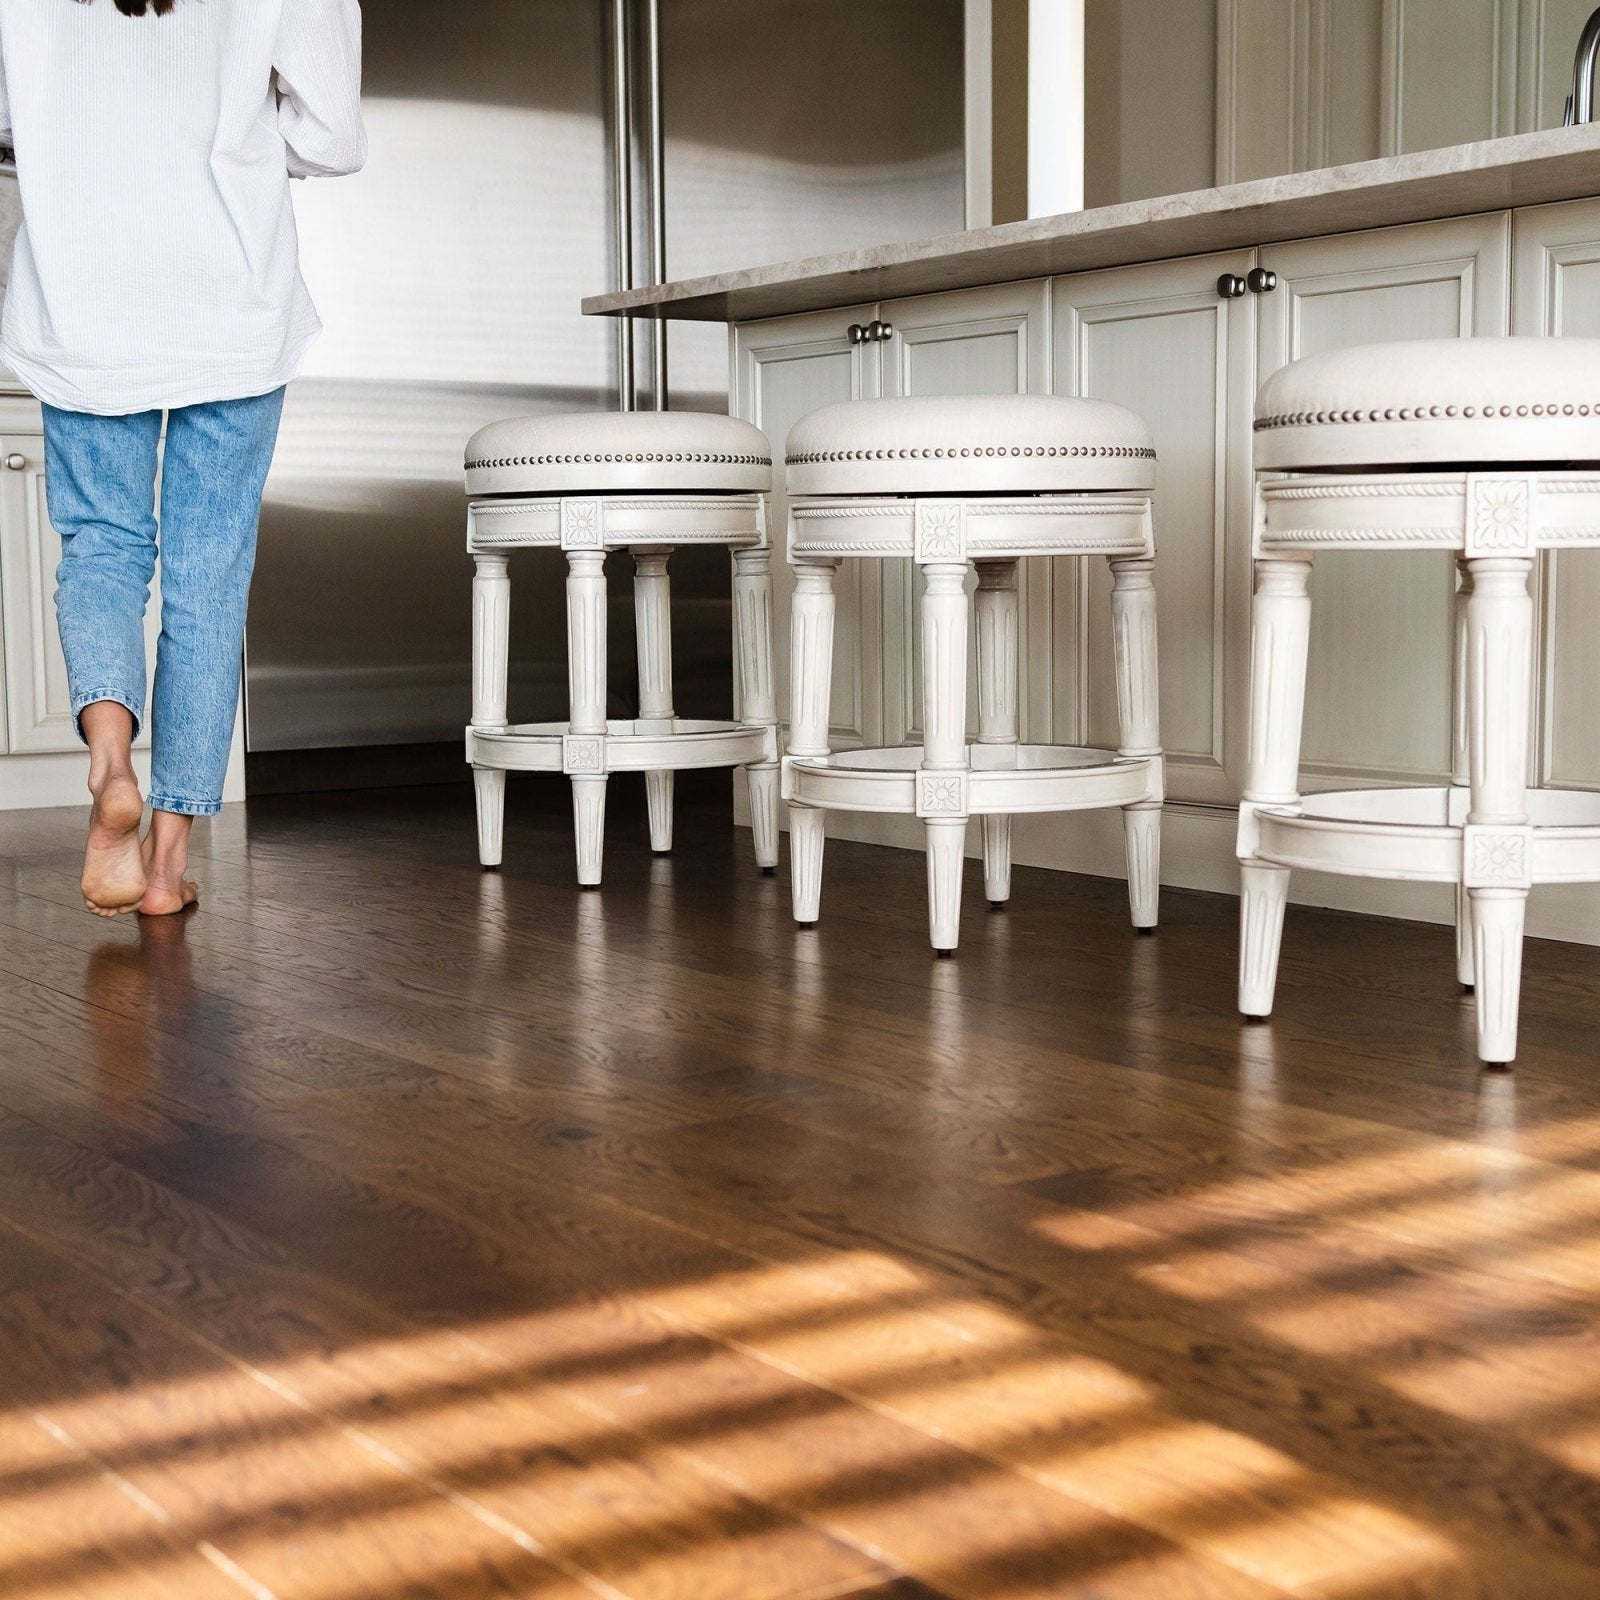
[
  {"x1": 464, "y1": 409, "x2": 779, "y2": 886},
  {"x1": 783, "y1": 394, "x2": 1165, "y2": 954},
  {"x1": 1238, "y1": 336, "x2": 1600, "y2": 1063},
  {"x1": 1254, "y1": 336, "x2": 1600, "y2": 470},
  {"x1": 786, "y1": 393, "x2": 1158, "y2": 496},
  {"x1": 465, "y1": 410, "x2": 773, "y2": 496}
]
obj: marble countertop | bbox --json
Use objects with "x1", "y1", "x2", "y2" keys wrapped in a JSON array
[{"x1": 583, "y1": 124, "x2": 1600, "y2": 323}]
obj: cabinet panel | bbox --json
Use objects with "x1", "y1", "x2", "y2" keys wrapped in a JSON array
[
  {"x1": 879, "y1": 281, "x2": 1051, "y2": 749},
  {"x1": 1512, "y1": 197, "x2": 1600, "y2": 791},
  {"x1": 1055, "y1": 251, "x2": 1255, "y2": 805},
  {"x1": 0, "y1": 435, "x2": 159, "y2": 755},
  {"x1": 1256, "y1": 214, "x2": 1511, "y2": 787},
  {"x1": 734, "y1": 306, "x2": 880, "y2": 748}
]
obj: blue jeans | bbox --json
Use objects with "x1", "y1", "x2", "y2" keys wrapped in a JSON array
[{"x1": 42, "y1": 390, "x2": 285, "y2": 817}]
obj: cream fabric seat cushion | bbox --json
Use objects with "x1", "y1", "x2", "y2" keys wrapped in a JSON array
[
  {"x1": 785, "y1": 395, "x2": 1156, "y2": 497},
  {"x1": 465, "y1": 410, "x2": 772, "y2": 496},
  {"x1": 1255, "y1": 337, "x2": 1600, "y2": 470}
]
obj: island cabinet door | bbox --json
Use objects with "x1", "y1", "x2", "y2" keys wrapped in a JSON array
[
  {"x1": 732, "y1": 305, "x2": 884, "y2": 758},
  {"x1": 875, "y1": 280, "x2": 1051, "y2": 749},
  {"x1": 1512, "y1": 198, "x2": 1600, "y2": 798},
  {"x1": 1052, "y1": 251, "x2": 1255, "y2": 807},
  {"x1": 1254, "y1": 213, "x2": 1512, "y2": 794}
]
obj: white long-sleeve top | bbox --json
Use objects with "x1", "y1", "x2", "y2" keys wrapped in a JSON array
[{"x1": 0, "y1": 0, "x2": 366, "y2": 415}]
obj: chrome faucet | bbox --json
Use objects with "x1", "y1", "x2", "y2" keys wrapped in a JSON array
[{"x1": 1566, "y1": 5, "x2": 1600, "y2": 124}]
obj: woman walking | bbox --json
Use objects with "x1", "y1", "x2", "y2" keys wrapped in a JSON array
[{"x1": 0, "y1": 0, "x2": 366, "y2": 915}]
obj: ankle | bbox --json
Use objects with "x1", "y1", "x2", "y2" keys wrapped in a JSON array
[{"x1": 89, "y1": 760, "x2": 137, "y2": 793}]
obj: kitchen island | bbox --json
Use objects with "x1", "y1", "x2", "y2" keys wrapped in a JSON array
[{"x1": 586, "y1": 126, "x2": 1600, "y2": 944}]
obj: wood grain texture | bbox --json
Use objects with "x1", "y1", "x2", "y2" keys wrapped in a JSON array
[{"x1": 1, "y1": 784, "x2": 1600, "y2": 1597}]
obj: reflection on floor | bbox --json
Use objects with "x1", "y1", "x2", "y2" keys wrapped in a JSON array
[{"x1": 1, "y1": 782, "x2": 1599, "y2": 1599}]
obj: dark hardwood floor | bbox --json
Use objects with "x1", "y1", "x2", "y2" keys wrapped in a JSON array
[{"x1": 2, "y1": 778, "x2": 1600, "y2": 1599}]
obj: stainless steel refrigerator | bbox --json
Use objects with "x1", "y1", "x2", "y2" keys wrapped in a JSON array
[{"x1": 244, "y1": 0, "x2": 966, "y2": 759}]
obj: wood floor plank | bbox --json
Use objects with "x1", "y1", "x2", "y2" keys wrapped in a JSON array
[
  {"x1": 0, "y1": 1277, "x2": 604, "y2": 1600},
  {"x1": 0, "y1": 1125, "x2": 901, "y2": 1600},
  {"x1": 0, "y1": 921, "x2": 1580, "y2": 1593},
  {"x1": 5, "y1": 1061, "x2": 1459, "y2": 1597},
  {"x1": 4, "y1": 787, "x2": 1600, "y2": 1599},
  {"x1": 0, "y1": 1409, "x2": 251, "y2": 1600},
  {"x1": 0, "y1": 1098, "x2": 1291, "y2": 1600}
]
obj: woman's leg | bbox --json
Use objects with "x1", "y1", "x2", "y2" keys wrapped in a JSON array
[
  {"x1": 142, "y1": 388, "x2": 286, "y2": 914},
  {"x1": 41, "y1": 404, "x2": 164, "y2": 915}
]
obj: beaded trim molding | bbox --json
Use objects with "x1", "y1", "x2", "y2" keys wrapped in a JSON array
[
  {"x1": 467, "y1": 450, "x2": 770, "y2": 470},
  {"x1": 1256, "y1": 402, "x2": 1600, "y2": 431},
  {"x1": 787, "y1": 444, "x2": 1155, "y2": 464}
]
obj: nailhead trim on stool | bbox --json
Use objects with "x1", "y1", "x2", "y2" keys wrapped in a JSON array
[
  {"x1": 468, "y1": 450, "x2": 771, "y2": 470},
  {"x1": 786, "y1": 444, "x2": 1155, "y2": 463}
]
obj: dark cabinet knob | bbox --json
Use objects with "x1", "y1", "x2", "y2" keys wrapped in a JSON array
[
  {"x1": 868, "y1": 319, "x2": 894, "y2": 342},
  {"x1": 1217, "y1": 274, "x2": 1247, "y2": 299},
  {"x1": 1247, "y1": 266, "x2": 1279, "y2": 294},
  {"x1": 848, "y1": 323, "x2": 869, "y2": 345}
]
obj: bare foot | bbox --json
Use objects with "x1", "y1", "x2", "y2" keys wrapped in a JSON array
[
  {"x1": 82, "y1": 771, "x2": 147, "y2": 916},
  {"x1": 137, "y1": 830, "x2": 200, "y2": 916}
]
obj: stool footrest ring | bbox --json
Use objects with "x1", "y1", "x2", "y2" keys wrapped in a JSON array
[
  {"x1": 470, "y1": 719, "x2": 771, "y2": 775},
  {"x1": 1252, "y1": 785, "x2": 1600, "y2": 885},
  {"x1": 783, "y1": 744, "x2": 1159, "y2": 816}
]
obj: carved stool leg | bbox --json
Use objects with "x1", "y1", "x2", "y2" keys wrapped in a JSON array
[
  {"x1": 1237, "y1": 553, "x2": 1314, "y2": 1020},
  {"x1": 1465, "y1": 556, "x2": 1535, "y2": 1065},
  {"x1": 1451, "y1": 558, "x2": 1476, "y2": 991},
  {"x1": 471, "y1": 551, "x2": 510, "y2": 869},
  {"x1": 921, "y1": 561, "x2": 971, "y2": 955},
  {"x1": 975, "y1": 560, "x2": 1019, "y2": 909},
  {"x1": 1111, "y1": 555, "x2": 1162, "y2": 932},
  {"x1": 789, "y1": 558, "x2": 838, "y2": 928},
  {"x1": 634, "y1": 549, "x2": 675, "y2": 854},
  {"x1": 567, "y1": 549, "x2": 609, "y2": 888},
  {"x1": 735, "y1": 546, "x2": 781, "y2": 875}
]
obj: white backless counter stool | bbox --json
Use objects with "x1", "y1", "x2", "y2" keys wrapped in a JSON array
[
  {"x1": 783, "y1": 394, "x2": 1165, "y2": 955},
  {"x1": 1238, "y1": 337, "x2": 1600, "y2": 1064},
  {"x1": 463, "y1": 410, "x2": 779, "y2": 887}
]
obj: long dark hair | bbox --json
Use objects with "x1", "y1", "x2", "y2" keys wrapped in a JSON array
[{"x1": 77, "y1": 0, "x2": 178, "y2": 15}]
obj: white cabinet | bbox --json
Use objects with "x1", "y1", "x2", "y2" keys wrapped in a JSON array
[
  {"x1": 1253, "y1": 213, "x2": 1511, "y2": 792},
  {"x1": 734, "y1": 305, "x2": 881, "y2": 753},
  {"x1": 734, "y1": 282, "x2": 1049, "y2": 757},
  {"x1": 1512, "y1": 198, "x2": 1600, "y2": 796},
  {"x1": 1054, "y1": 251, "x2": 1256, "y2": 806},
  {"x1": 0, "y1": 432, "x2": 158, "y2": 757},
  {"x1": 877, "y1": 281, "x2": 1049, "y2": 749}
]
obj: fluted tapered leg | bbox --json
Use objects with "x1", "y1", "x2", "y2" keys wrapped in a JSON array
[
  {"x1": 1465, "y1": 556, "x2": 1534, "y2": 1064},
  {"x1": 567, "y1": 548, "x2": 608, "y2": 888},
  {"x1": 1239, "y1": 862, "x2": 1291, "y2": 1019},
  {"x1": 975, "y1": 560, "x2": 1018, "y2": 908},
  {"x1": 1451, "y1": 559, "x2": 1476, "y2": 990},
  {"x1": 473, "y1": 770, "x2": 506, "y2": 870},
  {"x1": 634, "y1": 550, "x2": 675, "y2": 854},
  {"x1": 922, "y1": 561, "x2": 971, "y2": 954},
  {"x1": 735, "y1": 546, "x2": 781, "y2": 873},
  {"x1": 789, "y1": 559, "x2": 837, "y2": 927},
  {"x1": 471, "y1": 551, "x2": 510, "y2": 868},
  {"x1": 1237, "y1": 552, "x2": 1314, "y2": 1019},
  {"x1": 1111, "y1": 556, "x2": 1162, "y2": 931}
]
